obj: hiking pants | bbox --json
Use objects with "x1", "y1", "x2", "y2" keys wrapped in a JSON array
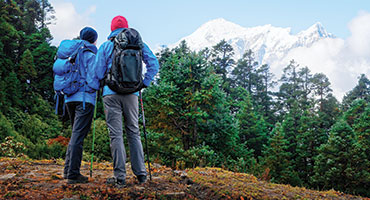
[
  {"x1": 103, "y1": 94, "x2": 147, "y2": 180},
  {"x1": 64, "y1": 102, "x2": 94, "y2": 179}
]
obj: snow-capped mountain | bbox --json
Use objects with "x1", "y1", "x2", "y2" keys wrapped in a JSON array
[
  {"x1": 170, "y1": 18, "x2": 335, "y2": 68},
  {"x1": 165, "y1": 17, "x2": 369, "y2": 101}
]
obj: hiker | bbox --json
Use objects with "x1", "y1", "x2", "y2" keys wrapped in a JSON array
[
  {"x1": 60, "y1": 27, "x2": 99, "y2": 184},
  {"x1": 94, "y1": 15, "x2": 159, "y2": 186}
]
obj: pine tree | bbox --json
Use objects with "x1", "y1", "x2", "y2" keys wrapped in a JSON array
[
  {"x1": 343, "y1": 100, "x2": 370, "y2": 191},
  {"x1": 342, "y1": 74, "x2": 370, "y2": 111},
  {"x1": 30, "y1": 42, "x2": 56, "y2": 101},
  {"x1": 312, "y1": 117, "x2": 369, "y2": 196},
  {"x1": 255, "y1": 63, "x2": 276, "y2": 127},
  {"x1": 4, "y1": 71, "x2": 23, "y2": 109},
  {"x1": 349, "y1": 100, "x2": 370, "y2": 147},
  {"x1": 311, "y1": 73, "x2": 332, "y2": 111},
  {"x1": 277, "y1": 60, "x2": 302, "y2": 118},
  {"x1": 236, "y1": 90, "x2": 268, "y2": 157},
  {"x1": 262, "y1": 122, "x2": 298, "y2": 184},
  {"x1": 0, "y1": 15, "x2": 20, "y2": 64},
  {"x1": 281, "y1": 101, "x2": 301, "y2": 157},
  {"x1": 277, "y1": 60, "x2": 315, "y2": 115},
  {"x1": 18, "y1": 49, "x2": 36, "y2": 82},
  {"x1": 231, "y1": 49, "x2": 258, "y2": 94},
  {"x1": 211, "y1": 39, "x2": 235, "y2": 81},
  {"x1": 295, "y1": 110, "x2": 325, "y2": 186},
  {"x1": 22, "y1": 0, "x2": 42, "y2": 34},
  {"x1": 2, "y1": 0, "x2": 23, "y2": 31},
  {"x1": 311, "y1": 73, "x2": 339, "y2": 145},
  {"x1": 210, "y1": 39, "x2": 235, "y2": 96},
  {"x1": 317, "y1": 94, "x2": 341, "y2": 131},
  {"x1": 350, "y1": 101, "x2": 370, "y2": 196},
  {"x1": 39, "y1": 0, "x2": 55, "y2": 29},
  {"x1": 229, "y1": 49, "x2": 276, "y2": 122},
  {"x1": 297, "y1": 66, "x2": 313, "y2": 109},
  {"x1": 279, "y1": 100, "x2": 306, "y2": 187},
  {"x1": 343, "y1": 98, "x2": 367, "y2": 129}
]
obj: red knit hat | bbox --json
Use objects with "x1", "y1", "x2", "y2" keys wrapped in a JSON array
[{"x1": 111, "y1": 16, "x2": 128, "y2": 31}]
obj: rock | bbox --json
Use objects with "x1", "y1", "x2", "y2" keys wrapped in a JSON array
[
  {"x1": 151, "y1": 176, "x2": 161, "y2": 180},
  {"x1": 198, "y1": 171, "x2": 208, "y2": 175},
  {"x1": 25, "y1": 172, "x2": 36, "y2": 177},
  {"x1": 61, "y1": 195, "x2": 79, "y2": 200},
  {"x1": 0, "y1": 173, "x2": 16, "y2": 180},
  {"x1": 173, "y1": 170, "x2": 188, "y2": 178},
  {"x1": 151, "y1": 163, "x2": 162, "y2": 168},
  {"x1": 135, "y1": 186, "x2": 145, "y2": 191},
  {"x1": 165, "y1": 192, "x2": 186, "y2": 198}
]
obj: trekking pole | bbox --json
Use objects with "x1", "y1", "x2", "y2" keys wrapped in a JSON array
[
  {"x1": 90, "y1": 91, "x2": 99, "y2": 178},
  {"x1": 139, "y1": 91, "x2": 152, "y2": 181}
]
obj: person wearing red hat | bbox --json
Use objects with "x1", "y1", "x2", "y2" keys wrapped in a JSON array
[
  {"x1": 94, "y1": 15, "x2": 159, "y2": 187},
  {"x1": 110, "y1": 15, "x2": 128, "y2": 31}
]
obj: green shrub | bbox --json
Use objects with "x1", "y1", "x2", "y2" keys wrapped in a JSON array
[
  {"x1": 0, "y1": 136, "x2": 26, "y2": 157},
  {"x1": 181, "y1": 145, "x2": 216, "y2": 168},
  {"x1": 0, "y1": 112, "x2": 15, "y2": 141}
]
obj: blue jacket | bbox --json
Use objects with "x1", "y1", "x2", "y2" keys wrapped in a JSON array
[
  {"x1": 94, "y1": 28, "x2": 159, "y2": 96},
  {"x1": 65, "y1": 40, "x2": 98, "y2": 105}
]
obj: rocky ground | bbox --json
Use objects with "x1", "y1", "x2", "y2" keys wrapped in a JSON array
[{"x1": 0, "y1": 157, "x2": 368, "y2": 200}]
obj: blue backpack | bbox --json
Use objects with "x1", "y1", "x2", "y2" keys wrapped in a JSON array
[{"x1": 53, "y1": 40, "x2": 97, "y2": 114}]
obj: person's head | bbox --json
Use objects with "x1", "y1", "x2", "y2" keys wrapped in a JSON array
[
  {"x1": 111, "y1": 15, "x2": 128, "y2": 31},
  {"x1": 79, "y1": 27, "x2": 98, "y2": 44}
]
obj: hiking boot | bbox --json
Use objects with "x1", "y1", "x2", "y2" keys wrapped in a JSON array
[
  {"x1": 116, "y1": 178, "x2": 126, "y2": 188},
  {"x1": 63, "y1": 173, "x2": 68, "y2": 179},
  {"x1": 67, "y1": 174, "x2": 88, "y2": 184},
  {"x1": 137, "y1": 175, "x2": 147, "y2": 184},
  {"x1": 106, "y1": 177, "x2": 126, "y2": 188},
  {"x1": 106, "y1": 177, "x2": 116, "y2": 185}
]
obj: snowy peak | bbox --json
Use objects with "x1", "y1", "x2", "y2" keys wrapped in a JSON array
[
  {"x1": 183, "y1": 18, "x2": 248, "y2": 47},
  {"x1": 171, "y1": 18, "x2": 335, "y2": 65},
  {"x1": 195, "y1": 18, "x2": 247, "y2": 35},
  {"x1": 298, "y1": 22, "x2": 334, "y2": 39},
  {"x1": 199, "y1": 18, "x2": 245, "y2": 31}
]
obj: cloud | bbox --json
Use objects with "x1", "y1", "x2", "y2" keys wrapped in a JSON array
[
  {"x1": 48, "y1": 1, "x2": 96, "y2": 45},
  {"x1": 347, "y1": 11, "x2": 370, "y2": 57},
  {"x1": 274, "y1": 11, "x2": 370, "y2": 100}
]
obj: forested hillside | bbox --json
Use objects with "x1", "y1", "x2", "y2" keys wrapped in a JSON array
[{"x1": 0, "y1": 0, "x2": 369, "y2": 198}]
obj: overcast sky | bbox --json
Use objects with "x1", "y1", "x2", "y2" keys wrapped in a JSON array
[{"x1": 48, "y1": 0, "x2": 370, "y2": 100}]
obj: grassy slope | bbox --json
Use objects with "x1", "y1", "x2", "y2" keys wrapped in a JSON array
[{"x1": 0, "y1": 157, "x2": 368, "y2": 200}]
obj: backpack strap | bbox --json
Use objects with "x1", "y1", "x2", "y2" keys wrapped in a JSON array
[
  {"x1": 63, "y1": 95, "x2": 67, "y2": 116},
  {"x1": 54, "y1": 92, "x2": 66, "y2": 116},
  {"x1": 54, "y1": 93, "x2": 59, "y2": 115},
  {"x1": 68, "y1": 46, "x2": 82, "y2": 65},
  {"x1": 83, "y1": 84, "x2": 86, "y2": 110},
  {"x1": 76, "y1": 44, "x2": 95, "y2": 110}
]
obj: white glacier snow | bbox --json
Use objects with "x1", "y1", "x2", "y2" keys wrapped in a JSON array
[{"x1": 169, "y1": 18, "x2": 335, "y2": 67}]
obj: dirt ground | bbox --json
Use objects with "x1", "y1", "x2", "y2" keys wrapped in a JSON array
[{"x1": 0, "y1": 157, "x2": 368, "y2": 200}]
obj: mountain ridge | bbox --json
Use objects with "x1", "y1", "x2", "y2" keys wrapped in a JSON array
[{"x1": 169, "y1": 18, "x2": 335, "y2": 66}]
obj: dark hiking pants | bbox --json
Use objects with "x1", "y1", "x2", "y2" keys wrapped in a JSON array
[{"x1": 64, "y1": 102, "x2": 94, "y2": 179}]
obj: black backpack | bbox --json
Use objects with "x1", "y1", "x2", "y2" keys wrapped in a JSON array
[{"x1": 105, "y1": 28, "x2": 144, "y2": 94}]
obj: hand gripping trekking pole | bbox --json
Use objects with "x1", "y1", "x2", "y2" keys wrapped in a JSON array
[
  {"x1": 139, "y1": 91, "x2": 152, "y2": 181},
  {"x1": 90, "y1": 91, "x2": 98, "y2": 178}
]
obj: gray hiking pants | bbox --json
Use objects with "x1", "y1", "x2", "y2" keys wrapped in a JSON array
[{"x1": 103, "y1": 94, "x2": 147, "y2": 180}]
